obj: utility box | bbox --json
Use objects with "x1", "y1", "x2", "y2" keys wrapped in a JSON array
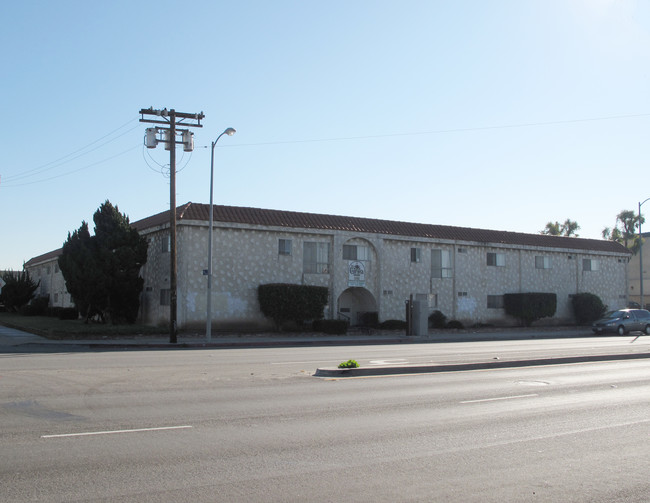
[{"x1": 406, "y1": 297, "x2": 428, "y2": 336}]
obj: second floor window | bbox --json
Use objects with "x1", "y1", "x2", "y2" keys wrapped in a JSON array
[
  {"x1": 411, "y1": 248, "x2": 421, "y2": 263},
  {"x1": 303, "y1": 242, "x2": 330, "y2": 274},
  {"x1": 343, "y1": 244, "x2": 370, "y2": 261},
  {"x1": 535, "y1": 256, "x2": 551, "y2": 269},
  {"x1": 432, "y1": 249, "x2": 452, "y2": 278},
  {"x1": 278, "y1": 239, "x2": 292, "y2": 256},
  {"x1": 583, "y1": 258, "x2": 600, "y2": 272},
  {"x1": 487, "y1": 252, "x2": 505, "y2": 267}
]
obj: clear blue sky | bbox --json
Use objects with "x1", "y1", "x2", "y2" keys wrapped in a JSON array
[{"x1": 2, "y1": 0, "x2": 649, "y2": 270}]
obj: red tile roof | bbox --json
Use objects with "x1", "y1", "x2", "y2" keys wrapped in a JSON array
[{"x1": 132, "y1": 202, "x2": 630, "y2": 255}]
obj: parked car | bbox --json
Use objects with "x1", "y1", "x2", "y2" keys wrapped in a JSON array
[{"x1": 592, "y1": 309, "x2": 650, "y2": 335}]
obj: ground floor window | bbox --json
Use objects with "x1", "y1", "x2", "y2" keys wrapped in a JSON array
[{"x1": 487, "y1": 295, "x2": 504, "y2": 309}]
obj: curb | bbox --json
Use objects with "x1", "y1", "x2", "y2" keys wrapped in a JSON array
[{"x1": 314, "y1": 351, "x2": 650, "y2": 377}]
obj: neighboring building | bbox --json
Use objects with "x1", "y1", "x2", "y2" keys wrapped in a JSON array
[
  {"x1": 26, "y1": 203, "x2": 631, "y2": 329},
  {"x1": 627, "y1": 231, "x2": 650, "y2": 308},
  {"x1": 23, "y1": 249, "x2": 75, "y2": 309}
]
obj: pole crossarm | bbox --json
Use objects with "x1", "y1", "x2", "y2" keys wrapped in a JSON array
[{"x1": 139, "y1": 108, "x2": 204, "y2": 128}]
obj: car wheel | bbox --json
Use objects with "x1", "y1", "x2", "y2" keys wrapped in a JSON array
[
  {"x1": 645, "y1": 325, "x2": 650, "y2": 335},
  {"x1": 617, "y1": 325, "x2": 626, "y2": 336}
]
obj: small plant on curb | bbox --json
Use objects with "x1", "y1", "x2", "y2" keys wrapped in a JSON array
[{"x1": 338, "y1": 359, "x2": 360, "y2": 369}]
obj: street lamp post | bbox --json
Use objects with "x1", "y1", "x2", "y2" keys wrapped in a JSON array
[
  {"x1": 206, "y1": 128, "x2": 236, "y2": 342},
  {"x1": 638, "y1": 198, "x2": 650, "y2": 310}
]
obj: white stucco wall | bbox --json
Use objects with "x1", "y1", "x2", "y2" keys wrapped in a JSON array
[{"x1": 137, "y1": 220, "x2": 630, "y2": 329}]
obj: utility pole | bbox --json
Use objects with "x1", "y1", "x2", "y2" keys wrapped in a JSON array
[{"x1": 140, "y1": 107, "x2": 204, "y2": 343}]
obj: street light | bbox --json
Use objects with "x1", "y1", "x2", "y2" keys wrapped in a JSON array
[
  {"x1": 638, "y1": 198, "x2": 650, "y2": 310},
  {"x1": 206, "y1": 127, "x2": 236, "y2": 342}
]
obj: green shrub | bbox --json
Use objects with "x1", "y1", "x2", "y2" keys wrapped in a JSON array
[
  {"x1": 378, "y1": 319, "x2": 408, "y2": 330},
  {"x1": 21, "y1": 296, "x2": 49, "y2": 316},
  {"x1": 338, "y1": 359, "x2": 360, "y2": 368},
  {"x1": 503, "y1": 292, "x2": 557, "y2": 327},
  {"x1": 258, "y1": 283, "x2": 328, "y2": 330},
  {"x1": 58, "y1": 307, "x2": 79, "y2": 320},
  {"x1": 429, "y1": 310, "x2": 447, "y2": 328},
  {"x1": 313, "y1": 319, "x2": 348, "y2": 334},
  {"x1": 359, "y1": 311, "x2": 378, "y2": 327},
  {"x1": 0, "y1": 270, "x2": 39, "y2": 312},
  {"x1": 571, "y1": 292, "x2": 606, "y2": 324},
  {"x1": 447, "y1": 320, "x2": 464, "y2": 329}
]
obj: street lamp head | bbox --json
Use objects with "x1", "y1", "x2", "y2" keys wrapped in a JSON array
[{"x1": 224, "y1": 127, "x2": 236, "y2": 136}]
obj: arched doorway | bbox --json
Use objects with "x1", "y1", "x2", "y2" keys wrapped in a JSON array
[{"x1": 337, "y1": 287, "x2": 377, "y2": 326}]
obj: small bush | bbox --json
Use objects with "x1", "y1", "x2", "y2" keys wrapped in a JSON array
[
  {"x1": 313, "y1": 319, "x2": 348, "y2": 335},
  {"x1": 21, "y1": 296, "x2": 49, "y2": 316},
  {"x1": 378, "y1": 319, "x2": 408, "y2": 330},
  {"x1": 503, "y1": 292, "x2": 557, "y2": 327},
  {"x1": 572, "y1": 292, "x2": 606, "y2": 324},
  {"x1": 46, "y1": 307, "x2": 63, "y2": 318},
  {"x1": 359, "y1": 311, "x2": 378, "y2": 327},
  {"x1": 338, "y1": 359, "x2": 360, "y2": 369},
  {"x1": 429, "y1": 310, "x2": 447, "y2": 328},
  {"x1": 58, "y1": 307, "x2": 79, "y2": 320},
  {"x1": 446, "y1": 320, "x2": 464, "y2": 329}
]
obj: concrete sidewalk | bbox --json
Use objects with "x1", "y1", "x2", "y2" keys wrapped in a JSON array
[
  {"x1": 2, "y1": 324, "x2": 649, "y2": 376},
  {"x1": 0, "y1": 324, "x2": 597, "y2": 349}
]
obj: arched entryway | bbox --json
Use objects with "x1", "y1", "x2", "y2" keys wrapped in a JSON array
[{"x1": 337, "y1": 287, "x2": 378, "y2": 326}]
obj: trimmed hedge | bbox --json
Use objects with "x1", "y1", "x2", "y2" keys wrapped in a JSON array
[
  {"x1": 378, "y1": 319, "x2": 407, "y2": 330},
  {"x1": 571, "y1": 292, "x2": 606, "y2": 324},
  {"x1": 503, "y1": 292, "x2": 557, "y2": 327},
  {"x1": 313, "y1": 319, "x2": 348, "y2": 335},
  {"x1": 429, "y1": 310, "x2": 447, "y2": 328},
  {"x1": 258, "y1": 283, "x2": 328, "y2": 330}
]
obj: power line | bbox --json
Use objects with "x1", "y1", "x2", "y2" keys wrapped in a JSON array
[
  {"x1": 1, "y1": 118, "x2": 140, "y2": 184},
  {"x1": 1, "y1": 145, "x2": 140, "y2": 187},
  {"x1": 224, "y1": 112, "x2": 650, "y2": 147}
]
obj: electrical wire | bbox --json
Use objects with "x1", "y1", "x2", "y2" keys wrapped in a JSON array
[{"x1": 2, "y1": 118, "x2": 140, "y2": 183}]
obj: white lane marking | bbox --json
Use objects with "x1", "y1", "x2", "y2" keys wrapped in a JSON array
[
  {"x1": 460, "y1": 394, "x2": 538, "y2": 404},
  {"x1": 369, "y1": 359, "x2": 409, "y2": 366},
  {"x1": 41, "y1": 425, "x2": 192, "y2": 439}
]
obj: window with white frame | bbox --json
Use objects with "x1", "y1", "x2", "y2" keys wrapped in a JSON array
[
  {"x1": 432, "y1": 249, "x2": 452, "y2": 278},
  {"x1": 583, "y1": 258, "x2": 600, "y2": 272},
  {"x1": 535, "y1": 256, "x2": 552, "y2": 269},
  {"x1": 343, "y1": 244, "x2": 370, "y2": 261},
  {"x1": 487, "y1": 252, "x2": 505, "y2": 267},
  {"x1": 410, "y1": 247, "x2": 421, "y2": 263},
  {"x1": 303, "y1": 242, "x2": 330, "y2": 274},
  {"x1": 278, "y1": 239, "x2": 292, "y2": 256},
  {"x1": 162, "y1": 234, "x2": 171, "y2": 253},
  {"x1": 487, "y1": 295, "x2": 504, "y2": 309}
]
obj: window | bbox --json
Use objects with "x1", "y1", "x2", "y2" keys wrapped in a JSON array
[
  {"x1": 458, "y1": 247, "x2": 467, "y2": 254},
  {"x1": 487, "y1": 295, "x2": 504, "y2": 309},
  {"x1": 162, "y1": 235, "x2": 171, "y2": 253},
  {"x1": 303, "y1": 242, "x2": 330, "y2": 274},
  {"x1": 458, "y1": 291, "x2": 468, "y2": 297},
  {"x1": 487, "y1": 252, "x2": 505, "y2": 267},
  {"x1": 583, "y1": 258, "x2": 600, "y2": 271},
  {"x1": 343, "y1": 244, "x2": 370, "y2": 261},
  {"x1": 410, "y1": 248, "x2": 421, "y2": 263},
  {"x1": 535, "y1": 256, "x2": 552, "y2": 269},
  {"x1": 160, "y1": 289, "x2": 171, "y2": 306},
  {"x1": 432, "y1": 249, "x2": 452, "y2": 278},
  {"x1": 278, "y1": 239, "x2": 292, "y2": 256}
]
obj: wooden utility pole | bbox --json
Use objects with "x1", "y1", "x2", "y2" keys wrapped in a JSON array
[{"x1": 139, "y1": 107, "x2": 204, "y2": 343}]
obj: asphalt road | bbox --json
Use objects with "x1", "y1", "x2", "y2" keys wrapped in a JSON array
[{"x1": 2, "y1": 339, "x2": 649, "y2": 502}]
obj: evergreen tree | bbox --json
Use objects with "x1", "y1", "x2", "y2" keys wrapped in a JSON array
[{"x1": 58, "y1": 201, "x2": 148, "y2": 324}]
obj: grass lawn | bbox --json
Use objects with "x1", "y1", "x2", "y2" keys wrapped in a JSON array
[{"x1": 0, "y1": 311, "x2": 167, "y2": 339}]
